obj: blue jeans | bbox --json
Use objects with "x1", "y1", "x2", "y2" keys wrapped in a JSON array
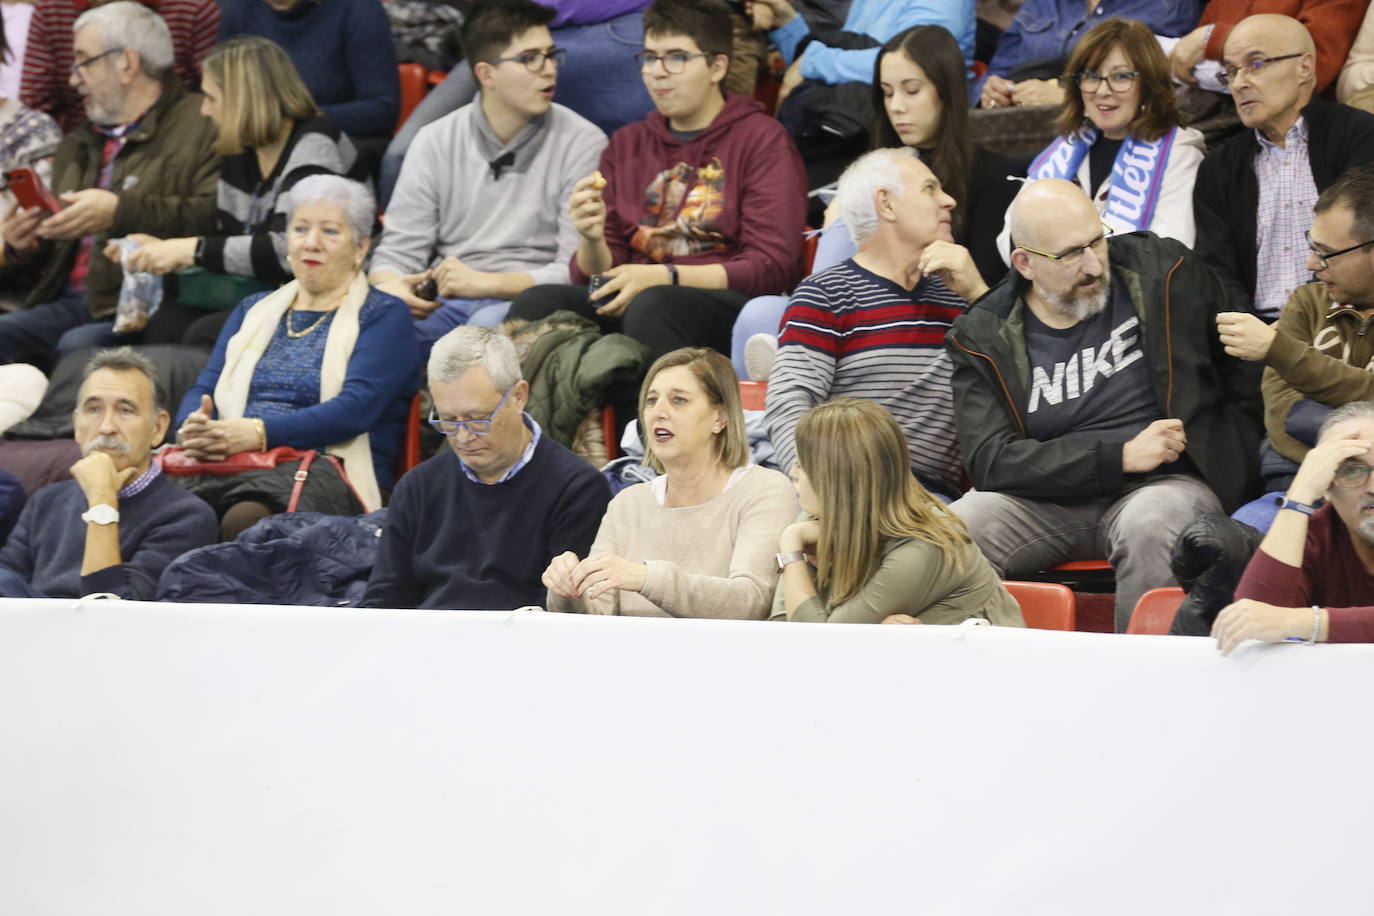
[
  {"x1": 729, "y1": 221, "x2": 858, "y2": 377},
  {"x1": 0, "y1": 292, "x2": 125, "y2": 364},
  {"x1": 380, "y1": 12, "x2": 653, "y2": 208},
  {"x1": 1231, "y1": 492, "x2": 1283, "y2": 533},
  {"x1": 413, "y1": 297, "x2": 509, "y2": 361}
]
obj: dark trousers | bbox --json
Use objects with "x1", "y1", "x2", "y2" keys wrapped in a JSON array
[{"x1": 507, "y1": 283, "x2": 749, "y2": 364}]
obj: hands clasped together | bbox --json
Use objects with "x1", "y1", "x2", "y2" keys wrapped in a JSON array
[
  {"x1": 543, "y1": 550, "x2": 647, "y2": 602},
  {"x1": 176, "y1": 394, "x2": 262, "y2": 461}
]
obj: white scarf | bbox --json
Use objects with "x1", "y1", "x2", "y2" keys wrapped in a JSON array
[{"x1": 212, "y1": 272, "x2": 381, "y2": 512}]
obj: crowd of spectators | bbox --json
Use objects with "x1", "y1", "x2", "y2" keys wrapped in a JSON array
[{"x1": 1, "y1": 0, "x2": 1373, "y2": 653}]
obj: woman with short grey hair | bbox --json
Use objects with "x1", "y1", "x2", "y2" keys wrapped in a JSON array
[{"x1": 171, "y1": 176, "x2": 417, "y2": 539}]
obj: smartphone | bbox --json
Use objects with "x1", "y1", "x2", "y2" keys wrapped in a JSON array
[
  {"x1": 588, "y1": 274, "x2": 609, "y2": 301},
  {"x1": 4, "y1": 168, "x2": 62, "y2": 213}
]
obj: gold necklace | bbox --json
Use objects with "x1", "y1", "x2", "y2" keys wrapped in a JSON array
[{"x1": 284, "y1": 292, "x2": 345, "y2": 339}]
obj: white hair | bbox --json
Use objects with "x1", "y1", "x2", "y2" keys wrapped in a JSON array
[
  {"x1": 1319, "y1": 401, "x2": 1374, "y2": 441},
  {"x1": 428, "y1": 326, "x2": 523, "y2": 390},
  {"x1": 74, "y1": 1, "x2": 173, "y2": 79},
  {"x1": 283, "y1": 175, "x2": 375, "y2": 244},
  {"x1": 834, "y1": 147, "x2": 918, "y2": 248}
]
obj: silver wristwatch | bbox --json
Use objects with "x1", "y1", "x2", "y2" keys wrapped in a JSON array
[{"x1": 776, "y1": 550, "x2": 806, "y2": 570}]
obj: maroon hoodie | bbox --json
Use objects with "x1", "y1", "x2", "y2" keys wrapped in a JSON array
[{"x1": 571, "y1": 92, "x2": 808, "y2": 297}]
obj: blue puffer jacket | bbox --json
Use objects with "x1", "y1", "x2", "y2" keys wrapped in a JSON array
[
  {"x1": 0, "y1": 471, "x2": 26, "y2": 548},
  {"x1": 157, "y1": 510, "x2": 386, "y2": 606}
]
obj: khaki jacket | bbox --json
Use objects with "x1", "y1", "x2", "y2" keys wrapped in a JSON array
[
  {"x1": 25, "y1": 79, "x2": 218, "y2": 318},
  {"x1": 1263, "y1": 282, "x2": 1374, "y2": 461}
]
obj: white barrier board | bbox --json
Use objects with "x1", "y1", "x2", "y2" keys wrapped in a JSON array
[{"x1": 0, "y1": 598, "x2": 1370, "y2": 915}]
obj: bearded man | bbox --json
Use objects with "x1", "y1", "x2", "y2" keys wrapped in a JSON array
[{"x1": 944, "y1": 178, "x2": 1261, "y2": 631}]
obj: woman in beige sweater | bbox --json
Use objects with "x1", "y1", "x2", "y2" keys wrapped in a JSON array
[
  {"x1": 542, "y1": 348, "x2": 796, "y2": 618},
  {"x1": 771, "y1": 398, "x2": 1023, "y2": 627}
]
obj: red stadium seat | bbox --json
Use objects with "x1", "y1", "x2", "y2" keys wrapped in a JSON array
[
  {"x1": 1127, "y1": 587, "x2": 1185, "y2": 636},
  {"x1": 1002, "y1": 580, "x2": 1076, "y2": 631}
]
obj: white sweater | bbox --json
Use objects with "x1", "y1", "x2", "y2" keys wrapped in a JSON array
[
  {"x1": 548, "y1": 465, "x2": 798, "y2": 619},
  {"x1": 372, "y1": 101, "x2": 606, "y2": 288}
]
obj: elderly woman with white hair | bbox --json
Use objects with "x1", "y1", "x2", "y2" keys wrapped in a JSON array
[{"x1": 172, "y1": 175, "x2": 417, "y2": 538}]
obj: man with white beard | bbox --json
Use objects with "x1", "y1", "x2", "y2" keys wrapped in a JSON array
[
  {"x1": 0, "y1": 347, "x2": 215, "y2": 598},
  {"x1": 944, "y1": 178, "x2": 1261, "y2": 631}
]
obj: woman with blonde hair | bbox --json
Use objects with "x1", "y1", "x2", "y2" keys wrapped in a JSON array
[
  {"x1": 111, "y1": 35, "x2": 361, "y2": 343},
  {"x1": 542, "y1": 347, "x2": 796, "y2": 619},
  {"x1": 772, "y1": 398, "x2": 1023, "y2": 626}
]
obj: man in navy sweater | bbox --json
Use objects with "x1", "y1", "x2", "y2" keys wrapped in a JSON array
[
  {"x1": 0, "y1": 348, "x2": 217, "y2": 598},
  {"x1": 361, "y1": 326, "x2": 611, "y2": 610}
]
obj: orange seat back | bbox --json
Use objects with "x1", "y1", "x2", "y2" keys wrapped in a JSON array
[
  {"x1": 1002, "y1": 580, "x2": 1076, "y2": 631},
  {"x1": 1127, "y1": 587, "x2": 1185, "y2": 635}
]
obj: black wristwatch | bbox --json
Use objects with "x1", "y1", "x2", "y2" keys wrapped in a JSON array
[{"x1": 1275, "y1": 495, "x2": 1317, "y2": 516}]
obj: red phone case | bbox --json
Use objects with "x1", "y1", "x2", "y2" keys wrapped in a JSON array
[{"x1": 5, "y1": 168, "x2": 61, "y2": 213}]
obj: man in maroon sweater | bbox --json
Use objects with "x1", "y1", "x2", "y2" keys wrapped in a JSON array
[
  {"x1": 1214, "y1": 400, "x2": 1374, "y2": 653},
  {"x1": 506, "y1": 0, "x2": 807, "y2": 362}
]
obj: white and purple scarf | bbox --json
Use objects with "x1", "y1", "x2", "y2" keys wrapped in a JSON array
[{"x1": 1027, "y1": 125, "x2": 1179, "y2": 232}]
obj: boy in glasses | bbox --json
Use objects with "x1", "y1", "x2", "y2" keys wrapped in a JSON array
[
  {"x1": 506, "y1": 0, "x2": 807, "y2": 364},
  {"x1": 370, "y1": 0, "x2": 608, "y2": 360}
]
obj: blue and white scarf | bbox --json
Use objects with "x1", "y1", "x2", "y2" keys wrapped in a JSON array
[{"x1": 1028, "y1": 125, "x2": 1180, "y2": 232}]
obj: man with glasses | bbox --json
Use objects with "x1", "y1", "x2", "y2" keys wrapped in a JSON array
[
  {"x1": 506, "y1": 0, "x2": 807, "y2": 364},
  {"x1": 946, "y1": 178, "x2": 1260, "y2": 631},
  {"x1": 1213, "y1": 400, "x2": 1374, "y2": 652},
  {"x1": 1195, "y1": 14, "x2": 1374, "y2": 321},
  {"x1": 370, "y1": 0, "x2": 607, "y2": 359},
  {"x1": 1217, "y1": 166, "x2": 1374, "y2": 524},
  {"x1": 0, "y1": 0, "x2": 217, "y2": 365},
  {"x1": 20, "y1": 0, "x2": 220, "y2": 133},
  {"x1": 362, "y1": 326, "x2": 610, "y2": 611},
  {"x1": 1167, "y1": 0, "x2": 1364, "y2": 94}
]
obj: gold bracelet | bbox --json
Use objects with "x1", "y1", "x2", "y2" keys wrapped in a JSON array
[{"x1": 254, "y1": 418, "x2": 267, "y2": 451}]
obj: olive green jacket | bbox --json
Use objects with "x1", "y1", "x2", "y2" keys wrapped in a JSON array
[{"x1": 25, "y1": 79, "x2": 218, "y2": 318}]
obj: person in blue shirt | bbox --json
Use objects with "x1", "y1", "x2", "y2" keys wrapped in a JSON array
[
  {"x1": 217, "y1": 0, "x2": 400, "y2": 139},
  {"x1": 749, "y1": 0, "x2": 976, "y2": 193},
  {"x1": 975, "y1": 0, "x2": 1200, "y2": 109}
]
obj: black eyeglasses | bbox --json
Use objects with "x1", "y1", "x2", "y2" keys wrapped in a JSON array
[
  {"x1": 485, "y1": 47, "x2": 565, "y2": 72},
  {"x1": 1065, "y1": 69, "x2": 1139, "y2": 92},
  {"x1": 428, "y1": 383, "x2": 516, "y2": 437},
  {"x1": 70, "y1": 47, "x2": 123, "y2": 77},
  {"x1": 1217, "y1": 53, "x2": 1303, "y2": 86},
  {"x1": 1333, "y1": 461, "x2": 1374, "y2": 489},
  {"x1": 1017, "y1": 225, "x2": 1114, "y2": 267},
  {"x1": 1305, "y1": 231, "x2": 1374, "y2": 269},
  {"x1": 635, "y1": 50, "x2": 713, "y2": 74}
]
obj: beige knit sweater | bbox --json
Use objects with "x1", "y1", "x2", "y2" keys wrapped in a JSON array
[{"x1": 547, "y1": 464, "x2": 798, "y2": 619}]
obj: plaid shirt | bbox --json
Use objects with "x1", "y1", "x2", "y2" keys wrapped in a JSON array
[
  {"x1": 1253, "y1": 118, "x2": 1320, "y2": 320},
  {"x1": 118, "y1": 460, "x2": 162, "y2": 501}
]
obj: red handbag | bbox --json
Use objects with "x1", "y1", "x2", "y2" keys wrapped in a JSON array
[
  {"x1": 159, "y1": 446, "x2": 339, "y2": 513},
  {"x1": 159, "y1": 445, "x2": 312, "y2": 475}
]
